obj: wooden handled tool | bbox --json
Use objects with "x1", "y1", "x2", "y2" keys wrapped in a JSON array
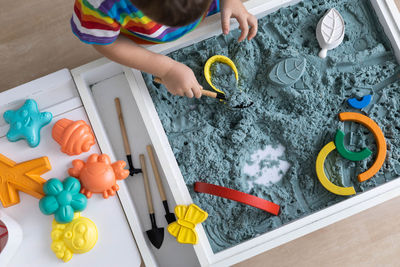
[
  {"x1": 146, "y1": 145, "x2": 176, "y2": 224},
  {"x1": 140, "y1": 155, "x2": 154, "y2": 213},
  {"x1": 115, "y1": 98, "x2": 142, "y2": 175},
  {"x1": 153, "y1": 77, "x2": 225, "y2": 100},
  {"x1": 140, "y1": 154, "x2": 164, "y2": 249}
]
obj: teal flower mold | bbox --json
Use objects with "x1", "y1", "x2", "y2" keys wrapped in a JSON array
[{"x1": 39, "y1": 177, "x2": 87, "y2": 223}]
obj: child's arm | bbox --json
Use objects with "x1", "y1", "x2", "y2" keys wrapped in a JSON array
[
  {"x1": 93, "y1": 35, "x2": 202, "y2": 98},
  {"x1": 221, "y1": 0, "x2": 258, "y2": 41}
]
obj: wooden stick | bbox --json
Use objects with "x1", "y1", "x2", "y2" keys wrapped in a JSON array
[
  {"x1": 153, "y1": 77, "x2": 218, "y2": 99},
  {"x1": 140, "y1": 154, "x2": 154, "y2": 214},
  {"x1": 201, "y1": 90, "x2": 218, "y2": 98},
  {"x1": 146, "y1": 145, "x2": 167, "y2": 201},
  {"x1": 153, "y1": 77, "x2": 163, "y2": 84},
  {"x1": 114, "y1": 98, "x2": 131, "y2": 155}
]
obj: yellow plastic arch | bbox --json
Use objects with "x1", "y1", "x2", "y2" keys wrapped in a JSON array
[
  {"x1": 315, "y1": 142, "x2": 356, "y2": 196},
  {"x1": 204, "y1": 55, "x2": 239, "y2": 95}
]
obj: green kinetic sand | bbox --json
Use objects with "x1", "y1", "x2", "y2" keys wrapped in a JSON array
[{"x1": 142, "y1": 0, "x2": 400, "y2": 252}]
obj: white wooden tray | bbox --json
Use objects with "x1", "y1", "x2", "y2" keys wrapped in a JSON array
[{"x1": 72, "y1": 0, "x2": 400, "y2": 266}]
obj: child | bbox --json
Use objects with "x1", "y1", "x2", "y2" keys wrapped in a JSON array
[{"x1": 71, "y1": 0, "x2": 257, "y2": 98}]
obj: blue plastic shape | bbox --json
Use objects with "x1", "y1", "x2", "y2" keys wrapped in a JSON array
[
  {"x1": 347, "y1": 95, "x2": 372, "y2": 109},
  {"x1": 3, "y1": 99, "x2": 52, "y2": 147}
]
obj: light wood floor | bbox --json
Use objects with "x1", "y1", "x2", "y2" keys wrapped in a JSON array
[
  {"x1": 2, "y1": 1, "x2": 400, "y2": 266},
  {"x1": 0, "y1": 0, "x2": 100, "y2": 91}
]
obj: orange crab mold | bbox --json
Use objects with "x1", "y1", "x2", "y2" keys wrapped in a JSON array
[{"x1": 68, "y1": 154, "x2": 129, "y2": 199}]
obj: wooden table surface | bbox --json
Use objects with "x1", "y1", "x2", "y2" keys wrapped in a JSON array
[{"x1": 1, "y1": 0, "x2": 400, "y2": 266}]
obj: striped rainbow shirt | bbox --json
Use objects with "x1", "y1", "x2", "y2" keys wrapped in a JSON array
[{"x1": 71, "y1": 0, "x2": 220, "y2": 45}]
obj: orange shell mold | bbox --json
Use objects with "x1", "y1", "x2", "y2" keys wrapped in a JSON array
[{"x1": 52, "y1": 119, "x2": 95, "y2": 156}]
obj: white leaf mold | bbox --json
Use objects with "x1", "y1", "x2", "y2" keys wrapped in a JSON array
[{"x1": 316, "y1": 8, "x2": 346, "y2": 58}]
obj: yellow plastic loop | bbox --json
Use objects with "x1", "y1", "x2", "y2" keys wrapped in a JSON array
[
  {"x1": 204, "y1": 55, "x2": 239, "y2": 95},
  {"x1": 315, "y1": 142, "x2": 356, "y2": 196}
]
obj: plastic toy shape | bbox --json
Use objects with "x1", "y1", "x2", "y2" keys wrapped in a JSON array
[
  {"x1": 194, "y1": 182, "x2": 280, "y2": 215},
  {"x1": 315, "y1": 142, "x2": 356, "y2": 196},
  {"x1": 52, "y1": 119, "x2": 95, "y2": 156},
  {"x1": 51, "y1": 213, "x2": 98, "y2": 262},
  {"x1": 334, "y1": 130, "x2": 372, "y2": 161},
  {"x1": 3, "y1": 99, "x2": 52, "y2": 147},
  {"x1": 0, "y1": 154, "x2": 50, "y2": 208},
  {"x1": 204, "y1": 55, "x2": 239, "y2": 95},
  {"x1": 39, "y1": 177, "x2": 87, "y2": 223},
  {"x1": 167, "y1": 204, "x2": 208, "y2": 245},
  {"x1": 268, "y1": 57, "x2": 307, "y2": 87},
  {"x1": 339, "y1": 112, "x2": 387, "y2": 182},
  {"x1": 68, "y1": 154, "x2": 129, "y2": 199},
  {"x1": 316, "y1": 8, "x2": 345, "y2": 58},
  {"x1": 0, "y1": 211, "x2": 23, "y2": 266},
  {"x1": 347, "y1": 95, "x2": 372, "y2": 109}
]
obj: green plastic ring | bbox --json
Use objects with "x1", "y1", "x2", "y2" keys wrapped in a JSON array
[{"x1": 334, "y1": 130, "x2": 372, "y2": 161}]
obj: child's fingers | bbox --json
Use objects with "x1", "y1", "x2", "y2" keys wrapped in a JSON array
[
  {"x1": 173, "y1": 89, "x2": 184, "y2": 97},
  {"x1": 185, "y1": 89, "x2": 194, "y2": 98},
  {"x1": 237, "y1": 15, "x2": 249, "y2": 42},
  {"x1": 221, "y1": 10, "x2": 232, "y2": 35},
  {"x1": 247, "y1": 16, "x2": 258, "y2": 40},
  {"x1": 192, "y1": 86, "x2": 202, "y2": 99}
]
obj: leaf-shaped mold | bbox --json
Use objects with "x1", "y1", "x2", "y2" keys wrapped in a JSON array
[
  {"x1": 316, "y1": 8, "x2": 345, "y2": 58},
  {"x1": 268, "y1": 57, "x2": 307, "y2": 87}
]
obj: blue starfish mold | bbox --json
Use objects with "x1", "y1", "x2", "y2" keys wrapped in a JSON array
[{"x1": 3, "y1": 99, "x2": 52, "y2": 148}]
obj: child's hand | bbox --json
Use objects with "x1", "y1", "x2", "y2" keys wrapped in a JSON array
[
  {"x1": 160, "y1": 61, "x2": 202, "y2": 98},
  {"x1": 221, "y1": 0, "x2": 258, "y2": 42}
]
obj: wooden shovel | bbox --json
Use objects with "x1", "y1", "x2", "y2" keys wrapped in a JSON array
[
  {"x1": 140, "y1": 154, "x2": 164, "y2": 249},
  {"x1": 153, "y1": 77, "x2": 225, "y2": 100},
  {"x1": 153, "y1": 77, "x2": 253, "y2": 108},
  {"x1": 146, "y1": 145, "x2": 176, "y2": 224}
]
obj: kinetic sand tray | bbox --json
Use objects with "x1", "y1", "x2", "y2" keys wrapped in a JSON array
[{"x1": 72, "y1": 0, "x2": 400, "y2": 266}]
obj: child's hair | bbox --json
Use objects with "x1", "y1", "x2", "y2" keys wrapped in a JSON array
[{"x1": 130, "y1": 0, "x2": 213, "y2": 27}]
